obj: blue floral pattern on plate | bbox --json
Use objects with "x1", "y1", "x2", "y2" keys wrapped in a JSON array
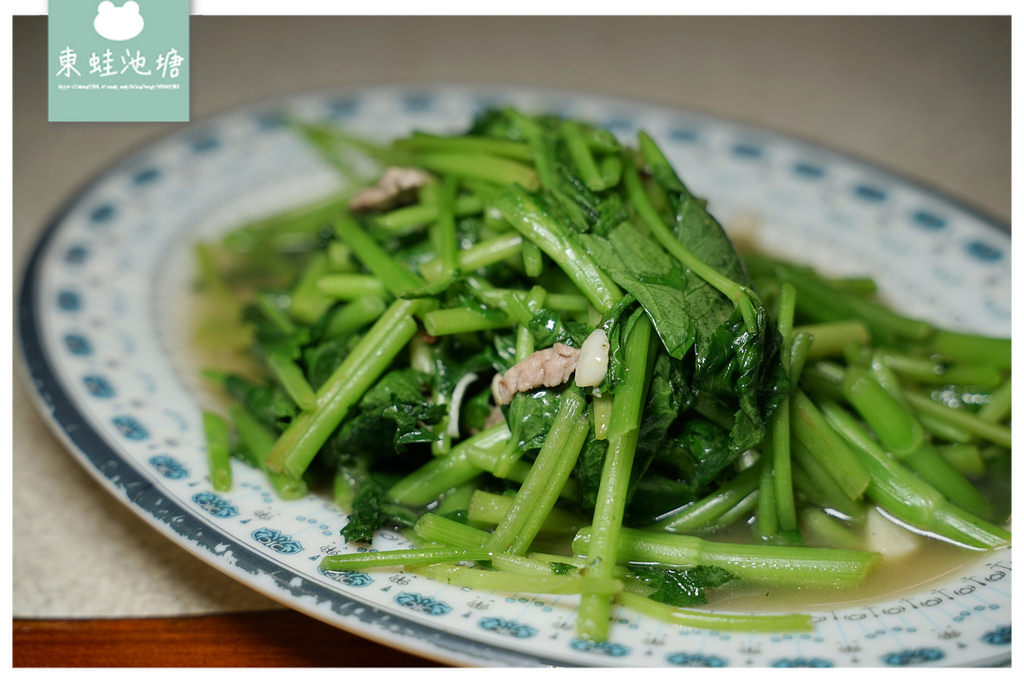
[
  {"x1": 479, "y1": 617, "x2": 538, "y2": 639},
  {"x1": 17, "y1": 85, "x2": 1011, "y2": 667},
  {"x1": 112, "y1": 415, "x2": 148, "y2": 441},
  {"x1": 83, "y1": 374, "x2": 115, "y2": 398},
  {"x1": 148, "y1": 455, "x2": 188, "y2": 479},
  {"x1": 394, "y1": 592, "x2": 452, "y2": 616},
  {"x1": 981, "y1": 626, "x2": 1011, "y2": 646},
  {"x1": 667, "y1": 652, "x2": 728, "y2": 667},
  {"x1": 880, "y1": 648, "x2": 945, "y2": 666},
  {"x1": 251, "y1": 527, "x2": 303, "y2": 554},
  {"x1": 772, "y1": 657, "x2": 835, "y2": 668},
  {"x1": 569, "y1": 639, "x2": 630, "y2": 657},
  {"x1": 317, "y1": 567, "x2": 374, "y2": 587},
  {"x1": 192, "y1": 492, "x2": 239, "y2": 518}
]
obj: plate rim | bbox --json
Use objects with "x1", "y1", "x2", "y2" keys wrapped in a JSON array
[
  {"x1": 16, "y1": 82, "x2": 1012, "y2": 668},
  {"x1": 15, "y1": 183, "x2": 572, "y2": 668}
]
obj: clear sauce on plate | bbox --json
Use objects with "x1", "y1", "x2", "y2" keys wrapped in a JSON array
[{"x1": 705, "y1": 524, "x2": 984, "y2": 612}]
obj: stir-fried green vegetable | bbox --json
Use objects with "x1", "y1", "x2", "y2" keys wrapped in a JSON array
[{"x1": 194, "y1": 108, "x2": 1011, "y2": 643}]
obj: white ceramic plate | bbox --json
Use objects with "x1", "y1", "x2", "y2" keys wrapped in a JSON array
[{"x1": 18, "y1": 85, "x2": 1011, "y2": 667}]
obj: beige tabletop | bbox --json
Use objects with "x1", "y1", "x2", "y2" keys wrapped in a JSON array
[{"x1": 12, "y1": 15, "x2": 1010, "y2": 618}]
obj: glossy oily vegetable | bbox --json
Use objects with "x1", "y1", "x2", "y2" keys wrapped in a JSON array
[{"x1": 193, "y1": 108, "x2": 1011, "y2": 643}]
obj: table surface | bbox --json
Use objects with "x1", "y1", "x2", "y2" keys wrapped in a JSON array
[
  {"x1": 12, "y1": 14, "x2": 1010, "y2": 666},
  {"x1": 13, "y1": 613, "x2": 439, "y2": 667}
]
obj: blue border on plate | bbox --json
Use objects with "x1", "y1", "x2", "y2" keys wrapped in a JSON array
[
  {"x1": 16, "y1": 84, "x2": 1011, "y2": 668},
  {"x1": 14, "y1": 147, "x2": 570, "y2": 671}
]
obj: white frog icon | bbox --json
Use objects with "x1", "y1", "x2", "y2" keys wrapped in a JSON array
[{"x1": 93, "y1": 1, "x2": 145, "y2": 41}]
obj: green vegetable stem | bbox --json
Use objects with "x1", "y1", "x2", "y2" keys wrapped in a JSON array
[
  {"x1": 201, "y1": 410, "x2": 233, "y2": 491},
  {"x1": 819, "y1": 400, "x2": 1010, "y2": 549},
  {"x1": 485, "y1": 387, "x2": 590, "y2": 554},
  {"x1": 841, "y1": 367, "x2": 992, "y2": 519},
  {"x1": 573, "y1": 526, "x2": 881, "y2": 588},
  {"x1": 496, "y1": 186, "x2": 622, "y2": 312},
  {"x1": 192, "y1": 106, "x2": 1010, "y2": 642},
  {"x1": 576, "y1": 314, "x2": 653, "y2": 642},
  {"x1": 264, "y1": 298, "x2": 423, "y2": 479}
]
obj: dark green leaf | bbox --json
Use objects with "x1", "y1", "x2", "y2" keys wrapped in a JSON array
[
  {"x1": 574, "y1": 433, "x2": 608, "y2": 512},
  {"x1": 504, "y1": 389, "x2": 563, "y2": 456},
  {"x1": 243, "y1": 302, "x2": 310, "y2": 360},
  {"x1": 528, "y1": 308, "x2": 588, "y2": 348},
  {"x1": 220, "y1": 373, "x2": 297, "y2": 432},
  {"x1": 628, "y1": 353, "x2": 693, "y2": 497},
  {"x1": 693, "y1": 307, "x2": 788, "y2": 453},
  {"x1": 625, "y1": 472, "x2": 699, "y2": 522},
  {"x1": 675, "y1": 417, "x2": 736, "y2": 490},
  {"x1": 323, "y1": 368, "x2": 446, "y2": 465},
  {"x1": 592, "y1": 195, "x2": 629, "y2": 237},
  {"x1": 461, "y1": 386, "x2": 496, "y2": 434},
  {"x1": 302, "y1": 335, "x2": 360, "y2": 390},
  {"x1": 433, "y1": 335, "x2": 502, "y2": 398},
  {"x1": 580, "y1": 222, "x2": 704, "y2": 359},
  {"x1": 628, "y1": 565, "x2": 736, "y2": 607},
  {"x1": 339, "y1": 477, "x2": 391, "y2": 543}
]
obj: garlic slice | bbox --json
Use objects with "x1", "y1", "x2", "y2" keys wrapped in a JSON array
[{"x1": 574, "y1": 329, "x2": 610, "y2": 388}]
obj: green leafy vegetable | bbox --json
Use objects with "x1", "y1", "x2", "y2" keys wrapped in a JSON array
[
  {"x1": 193, "y1": 106, "x2": 1010, "y2": 643},
  {"x1": 628, "y1": 565, "x2": 736, "y2": 607},
  {"x1": 323, "y1": 368, "x2": 446, "y2": 464}
]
